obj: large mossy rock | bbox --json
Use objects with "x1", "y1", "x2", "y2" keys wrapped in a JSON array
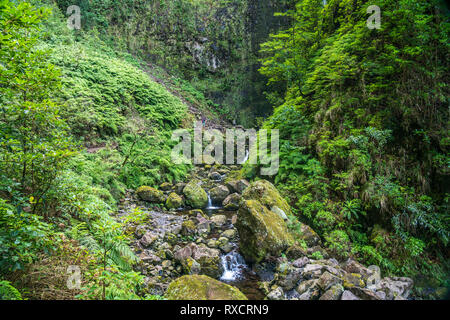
[
  {"x1": 209, "y1": 185, "x2": 230, "y2": 204},
  {"x1": 242, "y1": 180, "x2": 291, "y2": 215},
  {"x1": 183, "y1": 180, "x2": 208, "y2": 209},
  {"x1": 166, "y1": 275, "x2": 248, "y2": 300},
  {"x1": 174, "y1": 243, "x2": 223, "y2": 279},
  {"x1": 136, "y1": 186, "x2": 165, "y2": 203},
  {"x1": 236, "y1": 199, "x2": 294, "y2": 263},
  {"x1": 166, "y1": 192, "x2": 183, "y2": 209}
]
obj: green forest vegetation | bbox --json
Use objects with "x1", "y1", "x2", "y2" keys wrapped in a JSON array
[{"x1": 0, "y1": 0, "x2": 449, "y2": 301}]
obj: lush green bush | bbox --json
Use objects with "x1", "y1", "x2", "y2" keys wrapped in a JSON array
[{"x1": 253, "y1": 0, "x2": 450, "y2": 286}]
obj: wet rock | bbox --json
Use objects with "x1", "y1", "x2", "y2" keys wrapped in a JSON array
[
  {"x1": 317, "y1": 271, "x2": 341, "y2": 291},
  {"x1": 140, "y1": 231, "x2": 158, "y2": 248},
  {"x1": 222, "y1": 193, "x2": 241, "y2": 210},
  {"x1": 209, "y1": 185, "x2": 230, "y2": 204},
  {"x1": 188, "y1": 209, "x2": 207, "y2": 218},
  {"x1": 342, "y1": 259, "x2": 374, "y2": 281},
  {"x1": 319, "y1": 284, "x2": 344, "y2": 300},
  {"x1": 296, "y1": 279, "x2": 321, "y2": 300},
  {"x1": 235, "y1": 179, "x2": 250, "y2": 194},
  {"x1": 341, "y1": 290, "x2": 361, "y2": 300},
  {"x1": 226, "y1": 179, "x2": 250, "y2": 194},
  {"x1": 267, "y1": 287, "x2": 284, "y2": 300},
  {"x1": 211, "y1": 214, "x2": 227, "y2": 227},
  {"x1": 343, "y1": 273, "x2": 365, "y2": 289},
  {"x1": 221, "y1": 229, "x2": 237, "y2": 239},
  {"x1": 242, "y1": 180, "x2": 290, "y2": 214},
  {"x1": 136, "y1": 186, "x2": 165, "y2": 203},
  {"x1": 166, "y1": 275, "x2": 248, "y2": 300},
  {"x1": 166, "y1": 192, "x2": 183, "y2": 210},
  {"x1": 181, "y1": 220, "x2": 197, "y2": 236},
  {"x1": 134, "y1": 225, "x2": 146, "y2": 239},
  {"x1": 139, "y1": 251, "x2": 161, "y2": 265},
  {"x1": 277, "y1": 267, "x2": 303, "y2": 291},
  {"x1": 174, "y1": 244, "x2": 195, "y2": 262},
  {"x1": 271, "y1": 206, "x2": 288, "y2": 220},
  {"x1": 299, "y1": 224, "x2": 321, "y2": 247},
  {"x1": 192, "y1": 245, "x2": 224, "y2": 279},
  {"x1": 175, "y1": 243, "x2": 223, "y2": 279},
  {"x1": 183, "y1": 181, "x2": 208, "y2": 209},
  {"x1": 349, "y1": 287, "x2": 382, "y2": 300},
  {"x1": 236, "y1": 199, "x2": 294, "y2": 263},
  {"x1": 292, "y1": 257, "x2": 309, "y2": 268},
  {"x1": 196, "y1": 217, "x2": 211, "y2": 235},
  {"x1": 207, "y1": 239, "x2": 218, "y2": 248},
  {"x1": 175, "y1": 183, "x2": 186, "y2": 195},
  {"x1": 285, "y1": 290, "x2": 302, "y2": 300},
  {"x1": 160, "y1": 182, "x2": 172, "y2": 191},
  {"x1": 217, "y1": 236, "x2": 234, "y2": 252},
  {"x1": 286, "y1": 244, "x2": 307, "y2": 260},
  {"x1": 302, "y1": 264, "x2": 325, "y2": 279},
  {"x1": 307, "y1": 246, "x2": 329, "y2": 259},
  {"x1": 183, "y1": 257, "x2": 202, "y2": 275},
  {"x1": 372, "y1": 277, "x2": 414, "y2": 300}
]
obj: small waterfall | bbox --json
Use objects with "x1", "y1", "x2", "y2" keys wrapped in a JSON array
[
  {"x1": 238, "y1": 150, "x2": 250, "y2": 165},
  {"x1": 206, "y1": 193, "x2": 221, "y2": 210},
  {"x1": 220, "y1": 251, "x2": 247, "y2": 282}
]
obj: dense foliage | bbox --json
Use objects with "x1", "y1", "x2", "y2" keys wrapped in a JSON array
[
  {"x1": 0, "y1": 0, "x2": 448, "y2": 300},
  {"x1": 246, "y1": 0, "x2": 449, "y2": 292},
  {"x1": 0, "y1": 0, "x2": 189, "y2": 299}
]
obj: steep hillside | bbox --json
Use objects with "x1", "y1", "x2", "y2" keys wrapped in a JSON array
[{"x1": 53, "y1": 0, "x2": 293, "y2": 125}]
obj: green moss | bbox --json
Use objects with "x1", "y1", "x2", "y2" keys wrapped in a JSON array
[
  {"x1": 183, "y1": 181, "x2": 208, "y2": 209},
  {"x1": 166, "y1": 275, "x2": 248, "y2": 300},
  {"x1": 166, "y1": 192, "x2": 183, "y2": 209},
  {"x1": 236, "y1": 199, "x2": 294, "y2": 263},
  {"x1": 242, "y1": 180, "x2": 291, "y2": 215},
  {"x1": 136, "y1": 186, "x2": 165, "y2": 203}
]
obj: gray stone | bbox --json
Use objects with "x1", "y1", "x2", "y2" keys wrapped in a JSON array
[
  {"x1": 317, "y1": 271, "x2": 342, "y2": 291},
  {"x1": 341, "y1": 290, "x2": 361, "y2": 300},
  {"x1": 319, "y1": 284, "x2": 344, "y2": 300},
  {"x1": 267, "y1": 287, "x2": 284, "y2": 300}
]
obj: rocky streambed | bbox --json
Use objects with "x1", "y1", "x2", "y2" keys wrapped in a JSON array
[{"x1": 118, "y1": 163, "x2": 415, "y2": 301}]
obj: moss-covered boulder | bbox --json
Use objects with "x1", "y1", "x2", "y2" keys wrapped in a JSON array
[
  {"x1": 166, "y1": 275, "x2": 248, "y2": 300},
  {"x1": 192, "y1": 246, "x2": 223, "y2": 279},
  {"x1": 236, "y1": 199, "x2": 294, "y2": 263},
  {"x1": 166, "y1": 192, "x2": 183, "y2": 209},
  {"x1": 181, "y1": 220, "x2": 197, "y2": 236},
  {"x1": 160, "y1": 182, "x2": 173, "y2": 191},
  {"x1": 183, "y1": 180, "x2": 208, "y2": 209},
  {"x1": 242, "y1": 180, "x2": 290, "y2": 214},
  {"x1": 223, "y1": 193, "x2": 241, "y2": 210},
  {"x1": 209, "y1": 185, "x2": 230, "y2": 204},
  {"x1": 136, "y1": 186, "x2": 165, "y2": 203},
  {"x1": 174, "y1": 243, "x2": 223, "y2": 279}
]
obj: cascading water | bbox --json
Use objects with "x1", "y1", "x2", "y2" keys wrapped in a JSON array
[
  {"x1": 238, "y1": 149, "x2": 250, "y2": 165},
  {"x1": 206, "y1": 193, "x2": 221, "y2": 210},
  {"x1": 220, "y1": 251, "x2": 247, "y2": 281}
]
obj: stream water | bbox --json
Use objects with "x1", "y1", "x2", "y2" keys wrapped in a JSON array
[{"x1": 220, "y1": 251, "x2": 265, "y2": 300}]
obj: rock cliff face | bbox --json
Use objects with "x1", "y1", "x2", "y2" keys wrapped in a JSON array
[{"x1": 55, "y1": 0, "x2": 291, "y2": 123}]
